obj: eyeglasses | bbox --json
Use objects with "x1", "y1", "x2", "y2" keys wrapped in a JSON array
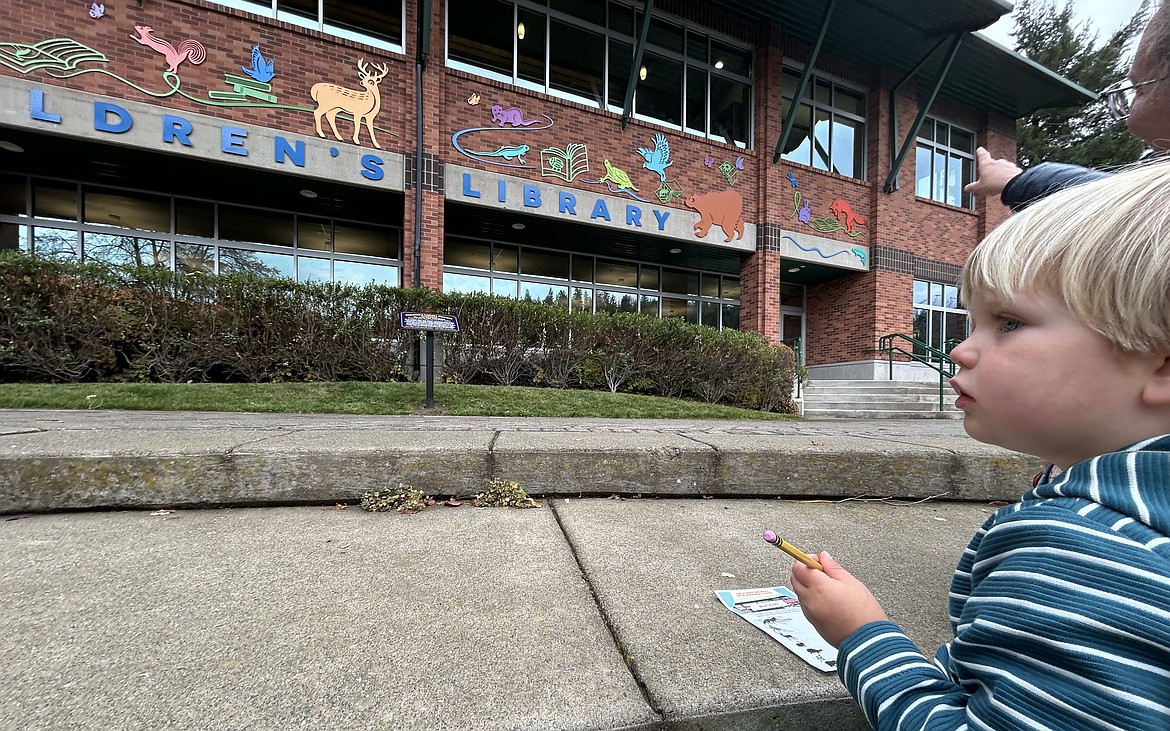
[{"x1": 1100, "y1": 76, "x2": 1167, "y2": 121}]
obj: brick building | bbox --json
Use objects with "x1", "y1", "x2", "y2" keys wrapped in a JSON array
[{"x1": 0, "y1": 0, "x2": 1090, "y2": 380}]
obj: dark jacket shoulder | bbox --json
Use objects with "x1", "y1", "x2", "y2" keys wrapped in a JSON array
[{"x1": 1000, "y1": 162, "x2": 1112, "y2": 211}]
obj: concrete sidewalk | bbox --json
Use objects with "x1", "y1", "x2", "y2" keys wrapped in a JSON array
[
  {"x1": 0, "y1": 410, "x2": 1038, "y2": 513},
  {"x1": 0, "y1": 411, "x2": 1041, "y2": 730}
]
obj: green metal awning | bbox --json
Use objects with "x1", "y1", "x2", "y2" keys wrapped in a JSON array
[{"x1": 712, "y1": 0, "x2": 1095, "y2": 118}]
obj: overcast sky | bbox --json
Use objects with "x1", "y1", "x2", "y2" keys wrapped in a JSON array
[{"x1": 979, "y1": 0, "x2": 1148, "y2": 50}]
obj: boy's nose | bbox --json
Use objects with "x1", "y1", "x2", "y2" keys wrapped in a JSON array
[{"x1": 948, "y1": 337, "x2": 974, "y2": 367}]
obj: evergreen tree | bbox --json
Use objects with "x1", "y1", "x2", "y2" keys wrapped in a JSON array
[{"x1": 1009, "y1": 0, "x2": 1150, "y2": 168}]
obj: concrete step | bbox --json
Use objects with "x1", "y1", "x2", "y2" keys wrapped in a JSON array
[
  {"x1": 803, "y1": 408, "x2": 963, "y2": 419},
  {"x1": 801, "y1": 380, "x2": 959, "y2": 418}
]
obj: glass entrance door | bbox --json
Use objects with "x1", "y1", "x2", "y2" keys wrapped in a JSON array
[{"x1": 779, "y1": 283, "x2": 805, "y2": 366}]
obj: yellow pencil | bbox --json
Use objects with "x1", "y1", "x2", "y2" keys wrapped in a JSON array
[{"x1": 762, "y1": 530, "x2": 824, "y2": 571}]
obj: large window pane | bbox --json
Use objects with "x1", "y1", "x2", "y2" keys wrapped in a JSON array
[
  {"x1": 176, "y1": 199, "x2": 214, "y2": 238},
  {"x1": 780, "y1": 101, "x2": 812, "y2": 164},
  {"x1": 571, "y1": 286, "x2": 593, "y2": 312},
  {"x1": 0, "y1": 223, "x2": 26, "y2": 252},
  {"x1": 721, "y1": 303, "x2": 739, "y2": 330},
  {"x1": 220, "y1": 246, "x2": 293, "y2": 279},
  {"x1": 662, "y1": 268, "x2": 698, "y2": 295},
  {"x1": 711, "y1": 75, "x2": 748, "y2": 146},
  {"x1": 33, "y1": 228, "x2": 78, "y2": 260},
  {"x1": 550, "y1": 20, "x2": 605, "y2": 102},
  {"x1": 335, "y1": 260, "x2": 398, "y2": 286},
  {"x1": 0, "y1": 173, "x2": 25, "y2": 215},
  {"x1": 33, "y1": 181, "x2": 76, "y2": 221},
  {"x1": 520, "y1": 249, "x2": 568, "y2": 279},
  {"x1": 492, "y1": 278, "x2": 519, "y2": 298},
  {"x1": 596, "y1": 259, "x2": 637, "y2": 286},
  {"x1": 84, "y1": 189, "x2": 170, "y2": 233},
  {"x1": 520, "y1": 281, "x2": 568, "y2": 307},
  {"x1": 517, "y1": 6, "x2": 546, "y2": 85},
  {"x1": 608, "y1": 39, "x2": 633, "y2": 108},
  {"x1": 325, "y1": 0, "x2": 402, "y2": 45},
  {"x1": 84, "y1": 233, "x2": 170, "y2": 267},
  {"x1": 636, "y1": 51, "x2": 682, "y2": 126},
  {"x1": 335, "y1": 222, "x2": 393, "y2": 257},
  {"x1": 831, "y1": 117, "x2": 862, "y2": 178},
  {"x1": 711, "y1": 39, "x2": 750, "y2": 76},
  {"x1": 297, "y1": 217, "x2": 332, "y2": 251},
  {"x1": 686, "y1": 66, "x2": 707, "y2": 135},
  {"x1": 492, "y1": 244, "x2": 518, "y2": 273},
  {"x1": 448, "y1": 0, "x2": 514, "y2": 77},
  {"x1": 446, "y1": 239, "x2": 491, "y2": 270},
  {"x1": 444, "y1": 271, "x2": 491, "y2": 293},
  {"x1": 177, "y1": 243, "x2": 213, "y2": 274},
  {"x1": 639, "y1": 294, "x2": 659, "y2": 316},
  {"x1": 551, "y1": 0, "x2": 603, "y2": 25},
  {"x1": 220, "y1": 206, "x2": 293, "y2": 248},
  {"x1": 661, "y1": 296, "x2": 697, "y2": 322},
  {"x1": 723, "y1": 277, "x2": 740, "y2": 300},
  {"x1": 297, "y1": 256, "x2": 331, "y2": 283},
  {"x1": 596, "y1": 289, "x2": 637, "y2": 313}
]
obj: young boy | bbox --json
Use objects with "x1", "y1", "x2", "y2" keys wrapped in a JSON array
[{"x1": 790, "y1": 159, "x2": 1170, "y2": 730}]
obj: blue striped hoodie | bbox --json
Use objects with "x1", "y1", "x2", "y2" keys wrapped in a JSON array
[{"x1": 837, "y1": 434, "x2": 1170, "y2": 730}]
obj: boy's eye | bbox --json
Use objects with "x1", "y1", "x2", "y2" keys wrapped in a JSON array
[{"x1": 999, "y1": 318, "x2": 1021, "y2": 333}]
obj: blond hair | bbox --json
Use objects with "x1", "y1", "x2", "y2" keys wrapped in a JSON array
[{"x1": 961, "y1": 158, "x2": 1170, "y2": 354}]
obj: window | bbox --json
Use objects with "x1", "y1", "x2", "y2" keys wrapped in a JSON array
[
  {"x1": 443, "y1": 236, "x2": 741, "y2": 329},
  {"x1": 912, "y1": 279, "x2": 967, "y2": 360},
  {"x1": 915, "y1": 118, "x2": 975, "y2": 209},
  {"x1": 447, "y1": 0, "x2": 753, "y2": 147},
  {"x1": 211, "y1": 1, "x2": 404, "y2": 50},
  {"x1": 1, "y1": 175, "x2": 401, "y2": 284},
  {"x1": 780, "y1": 68, "x2": 866, "y2": 179}
]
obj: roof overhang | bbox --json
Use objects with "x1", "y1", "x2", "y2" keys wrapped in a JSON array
[{"x1": 713, "y1": 0, "x2": 1095, "y2": 117}]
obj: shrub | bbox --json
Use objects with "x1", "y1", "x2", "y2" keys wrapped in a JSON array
[{"x1": 0, "y1": 252, "x2": 796, "y2": 413}]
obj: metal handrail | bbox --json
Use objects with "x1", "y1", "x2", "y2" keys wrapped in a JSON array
[{"x1": 875, "y1": 332, "x2": 956, "y2": 411}]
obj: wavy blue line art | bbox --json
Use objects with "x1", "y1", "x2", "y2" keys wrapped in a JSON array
[
  {"x1": 783, "y1": 235, "x2": 866, "y2": 265},
  {"x1": 450, "y1": 115, "x2": 554, "y2": 169}
]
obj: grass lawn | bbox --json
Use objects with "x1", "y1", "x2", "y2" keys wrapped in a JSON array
[{"x1": 0, "y1": 381, "x2": 797, "y2": 420}]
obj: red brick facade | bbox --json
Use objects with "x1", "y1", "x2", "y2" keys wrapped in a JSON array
[{"x1": 0, "y1": 0, "x2": 1029, "y2": 378}]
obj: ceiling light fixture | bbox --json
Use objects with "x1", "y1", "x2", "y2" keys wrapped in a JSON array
[
  {"x1": 511, "y1": 222, "x2": 525, "y2": 230},
  {"x1": 0, "y1": 140, "x2": 24, "y2": 153},
  {"x1": 714, "y1": 60, "x2": 724, "y2": 70},
  {"x1": 517, "y1": 21, "x2": 525, "y2": 40},
  {"x1": 639, "y1": 65, "x2": 647, "y2": 81},
  {"x1": 787, "y1": 267, "x2": 802, "y2": 273},
  {"x1": 299, "y1": 189, "x2": 318, "y2": 199},
  {"x1": 669, "y1": 248, "x2": 682, "y2": 254}
]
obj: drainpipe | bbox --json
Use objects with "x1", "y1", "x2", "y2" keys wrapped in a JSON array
[{"x1": 414, "y1": 0, "x2": 432, "y2": 288}]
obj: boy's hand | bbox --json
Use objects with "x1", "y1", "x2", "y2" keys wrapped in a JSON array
[
  {"x1": 963, "y1": 146, "x2": 1023, "y2": 199},
  {"x1": 790, "y1": 552, "x2": 888, "y2": 648}
]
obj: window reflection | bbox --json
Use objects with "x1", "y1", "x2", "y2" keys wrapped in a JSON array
[
  {"x1": 297, "y1": 256, "x2": 331, "y2": 282},
  {"x1": 84, "y1": 233, "x2": 170, "y2": 267},
  {"x1": 335, "y1": 260, "x2": 399, "y2": 286},
  {"x1": 177, "y1": 243, "x2": 214, "y2": 274},
  {"x1": 33, "y1": 228, "x2": 79, "y2": 260}
]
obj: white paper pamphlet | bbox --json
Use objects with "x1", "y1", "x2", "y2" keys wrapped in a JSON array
[{"x1": 714, "y1": 586, "x2": 838, "y2": 672}]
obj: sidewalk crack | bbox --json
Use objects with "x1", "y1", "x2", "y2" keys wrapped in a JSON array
[{"x1": 548, "y1": 500, "x2": 666, "y2": 725}]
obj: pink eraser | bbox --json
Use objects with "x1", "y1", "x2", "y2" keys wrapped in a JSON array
[{"x1": 762, "y1": 530, "x2": 777, "y2": 543}]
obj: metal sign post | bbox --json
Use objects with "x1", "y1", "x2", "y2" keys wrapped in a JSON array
[{"x1": 399, "y1": 312, "x2": 461, "y2": 409}]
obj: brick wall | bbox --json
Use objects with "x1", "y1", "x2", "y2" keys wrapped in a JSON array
[{"x1": 4, "y1": 0, "x2": 1021, "y2": 369}]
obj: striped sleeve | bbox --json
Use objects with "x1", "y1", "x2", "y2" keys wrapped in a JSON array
[{"x1": 838, "y1": 505, "x2": 1170, "y2": 730}]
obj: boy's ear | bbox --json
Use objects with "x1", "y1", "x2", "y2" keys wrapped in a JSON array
[{"x1": 1142, "y1": 354, "x2": 1170, "y2": 407}]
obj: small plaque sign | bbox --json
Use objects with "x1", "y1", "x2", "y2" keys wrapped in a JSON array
[{"x1": 400, "y1": 312, "x2": 461, "y2": 333}]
